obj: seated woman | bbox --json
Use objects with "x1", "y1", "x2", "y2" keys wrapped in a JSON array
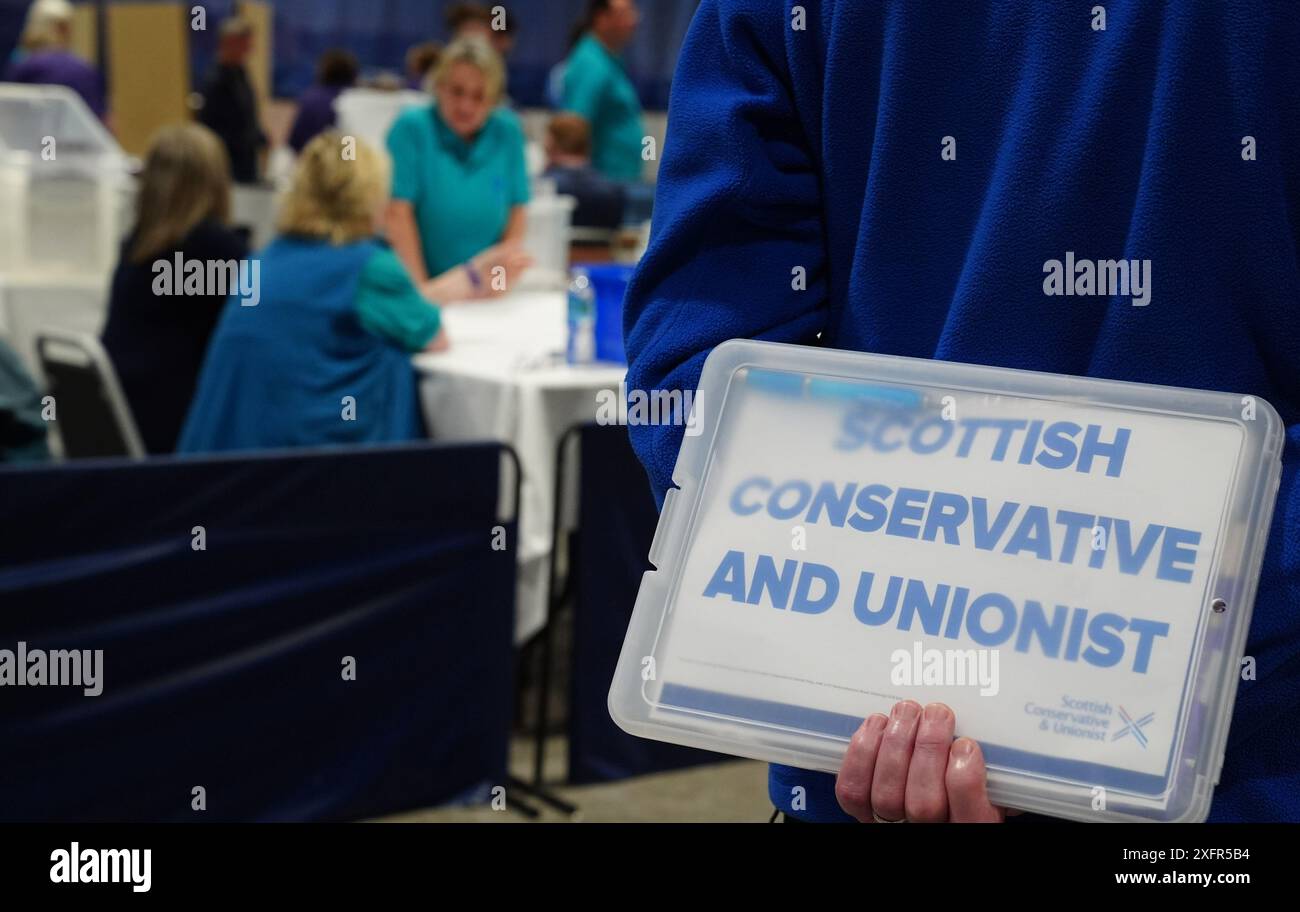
[
  {"x1": 385, "y1": 37, "x2": 532, "y2": 289},
  {"x1": 101, "y1": 123, "x2": 247, "y2": 454},
  {"x1": 178, "y1": 132, "x2": 455, "y2": 455}
]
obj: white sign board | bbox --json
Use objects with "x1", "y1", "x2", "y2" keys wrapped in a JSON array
[{"x1": 610, "y1": 341, "x2": 1284, "y2": 822}]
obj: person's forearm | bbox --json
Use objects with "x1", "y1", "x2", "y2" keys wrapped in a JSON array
[
  {"x1": 502, "y1": 205, "x2": 527, "y2": 245},
  {"x1": 424, "y1": 265, "x2": 475, "y2": 303},
  {"x1": 386, "y1": 202, "x2": 429, "y2": 285},
  {"x1": 423, "y1": 326, "x2": 450, "y2": 353}
]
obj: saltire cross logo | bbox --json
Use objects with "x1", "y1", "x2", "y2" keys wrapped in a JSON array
[{"x1": 1112, "y1": 706, "x2": 1154, "y2": 748}]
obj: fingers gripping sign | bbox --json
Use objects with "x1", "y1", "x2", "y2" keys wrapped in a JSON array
[{"x1": 835, "y1": 701, "x2": 1007, "y2": 823}]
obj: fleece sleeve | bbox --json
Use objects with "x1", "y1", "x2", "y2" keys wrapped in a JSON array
[{"x1": 622, "y1": 0, "x2": 830, "y2": 502}]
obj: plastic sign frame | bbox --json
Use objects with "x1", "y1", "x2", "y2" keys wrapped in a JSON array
[{"x1": 610, "y1": 340, "x2": 1285, "y2": 823}]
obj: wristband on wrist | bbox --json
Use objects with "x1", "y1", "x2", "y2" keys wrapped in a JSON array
[{"x1": 463, "y1": 260, "x2": 484, "y2": 293}]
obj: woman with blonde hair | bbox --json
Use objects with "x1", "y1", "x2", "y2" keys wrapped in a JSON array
[
  {"x1": 101, "y1": 123, "x2": 245, "y2": 454},
  {"x1": 179, "y1": 132, "x2": 455, "y2": 454},
  {"x1": 386, "y1": 37, "x2": 532, "y2": 288}
]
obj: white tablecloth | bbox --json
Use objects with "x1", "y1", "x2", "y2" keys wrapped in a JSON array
[
  {"x1": 414, "y1": 291, "x2": 626, "y2": 643},
  {"x1": 0, "y1": 271, "x2": 112, "y2": 379}
]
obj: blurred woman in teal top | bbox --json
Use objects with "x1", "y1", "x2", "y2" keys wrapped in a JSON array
[
  {"x1": 561, "y1": 0, "x2": 645, "y2": 183},
  {"x1": 180, "y1": 131, "x2": 523, "y2": 455},
  {"x1": 386, "y1": 38, "x2": 532, "y2": 288}
]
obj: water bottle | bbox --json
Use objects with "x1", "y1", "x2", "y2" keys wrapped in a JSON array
[{"x1": 567, "y1": 269, "x2": 596, "y2": 365}]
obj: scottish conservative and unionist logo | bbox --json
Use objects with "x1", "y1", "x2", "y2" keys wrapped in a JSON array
[{"x1": 1112, "y1": 706, "x2": 1155, "y2": 748}]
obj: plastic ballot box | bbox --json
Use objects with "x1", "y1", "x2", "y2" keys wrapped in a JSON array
[
  {"x1": 0, "y1": 84, "x2": 134, "y2": 277},
  {"x1": 334, "y1": 88, "x2": 427, "y2": 153},
  {"x1": 610, "y1": 340, "x2": 1284, "y2": 822}
]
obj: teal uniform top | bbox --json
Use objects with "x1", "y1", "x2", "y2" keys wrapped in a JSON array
[
  {"x1": 355, "y1": 246, "x2": 443, "y2": 350},
  {"x1": 387, "y1": 104, "x2": 530, "y2": 277},
  {"x1": 562, "y1": 33, "x2": 646, "y2": 182}
]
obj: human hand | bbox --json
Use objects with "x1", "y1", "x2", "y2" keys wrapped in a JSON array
[
  {"x1": 424, "y1": 327, "x2": 450, "y2": 353},
  {"x1": 835, "y1": 701, "x2": 1011, "y2": 823},
  {"x1": 470, "y1": 243, "x2": 534, "y2": 297}
]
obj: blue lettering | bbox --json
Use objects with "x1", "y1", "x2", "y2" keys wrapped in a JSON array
[
  {"x1": 791, "y1": 562, "x2": 839, "y2": 614},
  {"x1": 769, "y1": 481, "x2": 812, "y2": 520},
  {"x1": 971, "y1": 497, "x2": 1019, "y2": 550},
  {"x1": 1078, "y1": 425, "x2": 1131, "y2": 478},
  {"x1": 703, "y1": 550, "x2": 747, "y2": 602},
  {"x1": 1113, "y1": 519, "x2": 1163, "y2": 575},
  {"x1": 1156, "y1": 527, "x2": 1200, "y2": 583},
  {"x1": 966, "y1": 592, "x2": 1017, "y2": 646},
  {"x1": 854, "y1": 572, "x2": 900, "y2": 626},
  {"x1": 730, "y1": 477, "x2": 771, "y2": 516},
  {"x1": 886, "y1": 488, "x2": 928, "y2": 539},
  {"x1": 910, "y1": 418, "x2": 953, "y2": 455},
  {"x1": 921, "y1": 491, "x2": 968, "y2": 544},
  {"x1": 898, "y1": 578, "x2": 950, "y2": 636},
  {"x1": 807, "y1": 482, "x2": 857, "y2": 528},
  {"x1": 1004, "y1": 505, "x2": 1052, "y2": 559},
  {"x1": 848, "y1": 484, "x2": 892, "y2": 533},
  {"x1": 1035, "y1": 421, "x2": 1081, "y2": 471},
  {"x1": 746, "y1": 554, "x2": 798, "y2": 608},
  {"x1": 1081, "y1": 612, "x2": 1126, "y2": 668},
  {"x1": 1128, "y1": 617, "x2": 1170, "y2": 673},
  {"x1": 1014, "y1": 601, "x2": 1067, "y2": 657}
]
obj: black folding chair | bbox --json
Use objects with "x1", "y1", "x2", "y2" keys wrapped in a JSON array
[{"x1": 35, "y1": 328, "x2": 144, "y2": 460}]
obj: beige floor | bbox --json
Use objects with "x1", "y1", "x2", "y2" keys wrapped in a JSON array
[{"x1": 376, "y1": 736, "x2": 771, "y2": 823}]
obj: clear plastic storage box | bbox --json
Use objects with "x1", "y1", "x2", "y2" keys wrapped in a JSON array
[
  {"x1": 334, "y1": 88, "x2": 427, "y2": 153},
  {"x1": 0, "y1": 84, "x2": 133, "y2": 276},
  {"x1": 610, "y1": 340, "x2": 1285, "y2": 822},
  {"x1": 521, "y1": 192, "x2": 576, "y2": 290}
]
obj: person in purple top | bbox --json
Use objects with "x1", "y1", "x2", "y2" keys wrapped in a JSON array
[
  {"x1": 288, "y1": 49, "x2": 360, "y2": 155},
  {"x1": 4, "y1": 0, "x2": 107, "y2": 120}
]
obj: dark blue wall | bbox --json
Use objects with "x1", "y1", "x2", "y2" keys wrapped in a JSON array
[{"x1": 1, "y1": 0, "x2": 699, "y2": 108}]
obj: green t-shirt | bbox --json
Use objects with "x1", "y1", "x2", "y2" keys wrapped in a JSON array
[
  {"x1": 562, "y1": 33, "x2": 646, "y2": 182},
  {"x1": 355, "y1": 246, "x2": 442, "y2": 352},
  {"x1": 387, "y1": 104, "x2": 530, "y2": 277}
]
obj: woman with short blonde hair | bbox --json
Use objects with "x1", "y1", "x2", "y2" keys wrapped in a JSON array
[
  {"x1": 429, "y1": 35, "x2": 506, "y2": 100},
  {"x1": 179, "y1": 132, "x2": 449, "y2": 454},
  {"x1": 278, "y1": 130, "x2": 391, "y2": 245},
  {"x1": 386, "y1": 36, "x2": 531, "y2": 290}
]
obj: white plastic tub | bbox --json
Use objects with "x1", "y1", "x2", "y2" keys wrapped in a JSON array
[
  {"x1": 520, "y1": 193, "x2": 576, "y2": 290},
  {"x1": 0, "y1": 84, "x2": 133, "y2": 277}
]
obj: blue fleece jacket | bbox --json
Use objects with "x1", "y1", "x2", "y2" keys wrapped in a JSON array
[{"x1": 624, "y1": 0, "x2": 1300, "y2": 822}]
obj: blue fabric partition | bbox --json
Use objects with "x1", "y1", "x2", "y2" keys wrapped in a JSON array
[
  {"x1": 567, "y1": 423, "x2": 726, "y2": 784},
  {"x1": 0, "y1": 443, "x2": 517, "y2": 822}
]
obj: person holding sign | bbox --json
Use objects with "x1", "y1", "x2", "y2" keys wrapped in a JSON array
[
  {"x1": 625, "y1": 1, "x2": 1300, "y2": 822},
  {"x1": 834, "y1": 702, "x2": 1008, "y2": 823}
]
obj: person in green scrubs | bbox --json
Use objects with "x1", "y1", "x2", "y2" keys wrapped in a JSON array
[
  {"x1": 562, "y1": 0, "x2": 645, "y2": 183},
  {"x1": 386, "y1": 37, "x2": 532, "y2": 287}
]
